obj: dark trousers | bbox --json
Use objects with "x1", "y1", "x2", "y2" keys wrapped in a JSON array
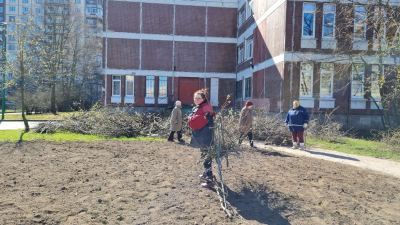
[
  {"x1": 201, "y1": 149, "x2": 213, "y2": 178},
  {"x1": 291, "y1": 130, "x2": 304, "y2": 143},
  {"x1": 168, "y1": 130, "x2": 182, "y2": 141},
  {"x1": 239, "y1": 132, "x2": 254, "y2": 146}
]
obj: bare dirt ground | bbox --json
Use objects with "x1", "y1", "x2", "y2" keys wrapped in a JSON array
[{"x1": 0, "y1": 140, "x2": 399, "y2": 225}]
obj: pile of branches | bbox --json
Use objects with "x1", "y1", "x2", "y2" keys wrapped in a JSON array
[
  {"x1": 252, "y1": 110, "x2": 293, "y2": 145},
  {"x1": 32, "y1": 103, "x2": 182, "y2": 138}
]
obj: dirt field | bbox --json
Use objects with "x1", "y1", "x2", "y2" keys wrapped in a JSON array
[{"x1": 0, "y1": 140, "x2": 399, "y2": 225}]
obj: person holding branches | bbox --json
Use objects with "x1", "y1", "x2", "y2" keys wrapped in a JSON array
[
  {"x1": 188, "y1": 88, "x2": 216, "y2": 188},
  {"x1": 285, "y1": 100, "x2": 309, "y2": 150}
]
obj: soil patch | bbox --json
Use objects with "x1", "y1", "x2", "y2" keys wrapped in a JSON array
[{"x1": 0, "y1": 140, "x2": 399, "y2": 224}]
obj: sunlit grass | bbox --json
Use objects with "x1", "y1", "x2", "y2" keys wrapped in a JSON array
[
  {"x1": 307, "y1": 137, "x2": 400, "y2": 160},
  {"x1": 0, "y1": 130, "x2": 164, "y2": 142},
  {"x1": 3, "y1": 112, "x2": 82, "y2": 120}
]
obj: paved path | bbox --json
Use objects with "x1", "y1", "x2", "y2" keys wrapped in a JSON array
[
  {"x1": 252, "y1": 140, "x2": 400, "y2": 180},
  {"x1": 0, "y1": 121, "x2": 42, "y2": 130}
]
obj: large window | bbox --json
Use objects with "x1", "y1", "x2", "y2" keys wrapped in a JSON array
[
  {"x1": 126, "y1": 75, "x2": 134, "y2": 97},
  {"x1": 159, "y1": 77, "x2": 167, "y2": 98},
  {"x1": 354, "y1": 6, "x2": 366, "y2": 39},
  {"x1": 236, "y1": 80, "x2": 243, "y2": 99},
  {"x1": 146, "y1": 76, "x2": 155, "y2": 98},
  {"x1": 300, "y1": 62, "x2": 313, "y2": 97},
  {"x1": 322, "y1": 4, "x2": 335, "y2": 38},
  {"x1": 245, "y1": 77, "x2": 252, "y2": 98},
  {"x1": 112, "y1": 75, "x2": 121, "y2": 96},
  {"x1": 320, "y1": 63, "x2": 333, "y2": 97},
  {"x1": 9, "y1": 7, "x2": 16, "y2": 12},
  {"x1": 22, "y1": 7, "x2": 29, "y2": 13},
  {"x1": 237, "y1": 43, "x2": 244, "y2": 64},
  {"x1": 373, "y1": 7, "x2": 386, "y2": 40},
  {"x1": 370, "y1": 65, "x2": 381, "y2": 101},
  {"x1": 302, "y1": 3, "x2": 315, "y2": 37},
  {"x1": 246, "y1": 36, "x2": 253, "y2": 60},
  {"x1": 238, "y1": 6, "x2": 245, "y2": 28},
  {"x1": 351, "y1": 64, "x2": 364, "y2": 98},
  {"x1": 246, "y1": 0, "x2": 254, "y2": 19}
]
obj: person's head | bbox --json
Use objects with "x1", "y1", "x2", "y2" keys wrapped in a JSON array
[
  {"x1": 245, "y1": 100, "x2": 253, "y2": 109},
  {"x1": 293, "y1": 100, "x2": 300, "y2": 109},
  {"x1": 175, "y1": 101, "x2": 181, "y2": 107},
  {"x1": 193, "y1": 88, "x2": 209, "y2": 106}
]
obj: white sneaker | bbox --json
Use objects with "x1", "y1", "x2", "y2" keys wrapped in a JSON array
[
  {"x1": 300, "y1": 143, "x2": 305, "y2": 150},
  {"x1": 292, "y1": 142, "x2": 298, "y2": 149}
]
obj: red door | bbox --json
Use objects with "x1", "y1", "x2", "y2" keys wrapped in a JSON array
[{"x1": 178, "y1": 77, "x2": 200, "y2": 105}]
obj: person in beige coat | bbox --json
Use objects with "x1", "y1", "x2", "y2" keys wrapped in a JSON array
[
  {"x1": 168, "y1": 101, "x2": 184, "y2": 143},
  {"x1": 238, "y1": 101, "x2": 256, "y2": 148}
]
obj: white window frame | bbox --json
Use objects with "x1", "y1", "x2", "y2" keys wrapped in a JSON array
[
  {"x1": 373, "y1": 7, "x2": 386, "y2": 41},
  {"x1": 124, "y1": 75, "x2": 135, "y2": 103},
  {"x1": 158, "y1": 76, "x2": 168, "y2": 104},
  {"x1": 237, "y1": 43, "x2": 244, "y2": 64},
  {"x1": 354, "y1": 5, "x2": 367, "y2": 40},
  {"x1": 370, "y1": 65, "x2": 382, "y2": 101},
  {"x1": 246, "y1": 0, "x2": 254, "y2": 20},
  {"x1": 238, "y1": 5, "x2": 245, "y2": 28},
  {"x1": 300, "y1": 62, "x2": 314, "y2": 97},
  {"x1": 112, "y1": 75, "x2": 121, "y2": 96},
  {"x1": 322, "y1": 4, "x2": 335, "y2": 39},
  {"x1": 320, "y1": 63, "x2": 334, "y2": 98},
  {"x1": 22, "y1": 0, "x2": 28, "y2": 3},
  {"x1": 302, "y1": 3, "x2": 316, "y2": 38},
  {"x1": 145, "y1": 76, "x2": 155, "y2": 104},
  {"x1": 245, "y1": 77, "x2": 252, "y2": 98},
  {"x1": 9, "y1": 6, "x2": 16, "y2": 12},
  {"x1": 351, "y1": 64, "x2": 365, "y2": 99},
  {"x1": 246, "y1": 36, "x2": 254, "y2": 60}
]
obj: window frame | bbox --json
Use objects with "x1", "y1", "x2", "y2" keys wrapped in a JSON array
[
  {"x1": 351, "y1": 64, "x2": 365, "y2": 99},
  {"x1": 237, "y1": 5, "x2": 245, "y2": 28},
  {"x1": 245, "y1": 77, "x2": 252, "y2": 98},
  {"x1": 146, "y1": 76, "x2": 155, "y2": 98},
  {"x1": 246, "y1": 36, "x2": 254, "y2": 60},
  {"x1": 158, "y1": 76, "x2": 168, "y2": 98},
  {"x1": 322, "y1": 4, "x2": 336, "y2": 39},
  {"x1": 236, "y1": 80, "x2": 243, "y2": 99},
  {"x1": 302, "y1": 2, "x2": 316, "y2": 38},
  {"x1": 300, "y1": 62, "x2": 314, "y2": 97},
  {"x1": 125, "y1": 75, "x2": 134, "y2": 97},
  {"x1": 354, "y1": 5, "x2": 367, "y2": 40},
  {"x1": 246, "y1": 0, "x2": 254, "y2": 20},
  {"x1": 9, "y1": 6, "x2": 16, "y2": 12},
  {"x1": 112, "y1": 75, "x2": 121, "y2": 96},
  {"x1": 373, "y1": 7, "x2": 386, "y2": 41},
  {"x1": 320, "y1": 63, "x2": 334, "y2": 98},
  {"x1": 237, "y1": 43, "x2": 244, "y2": 64},
  {"x1": 370, "y1": 65, "x2": 382, "y2": 101}
]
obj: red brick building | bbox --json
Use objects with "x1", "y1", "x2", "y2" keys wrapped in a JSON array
[
  {"x1": 103, "y1": 0, "x2": 399, "y2": 129},
  {"x1": 102, "y1": 0, "x2": 237, "y2": 107}
]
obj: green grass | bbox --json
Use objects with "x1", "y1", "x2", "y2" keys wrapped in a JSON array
[
  {"x1": 0, "y1": 130, "x2": 164, "y2": 142},
  {"x1": 0, "y1": 109, "x2": 20, "y2": 113},
  {"x1": 307, "y1": 137, "x2": 400, "y2": 160},
  {"x1": 3, "y1": 112, "x2": 80, "y2": 120}
]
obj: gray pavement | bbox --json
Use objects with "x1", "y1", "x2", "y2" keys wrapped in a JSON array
[
  {"x1": 0, "y1": 121, "x2": 42, "y2": 130},
  {"x1": 251, "y1": 140, "x2": 400, "y2": 180}
]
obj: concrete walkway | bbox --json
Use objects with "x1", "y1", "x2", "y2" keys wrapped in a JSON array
[
  {"x1": 252, "y1": 140, "x2": 400, "y2": 180},
  {"x1": 0, "y1": 121, "x2": 42, "y2": 130}
]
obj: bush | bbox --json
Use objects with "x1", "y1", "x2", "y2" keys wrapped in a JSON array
[{"x1": 373, "y1": 128, "x2": 400, "y2": 153}]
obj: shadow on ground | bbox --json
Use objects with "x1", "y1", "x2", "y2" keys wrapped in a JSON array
[
  {"x1": 305, "y1": 149, "x2": 360, "y2": 161},
  {"x1": 225, "y1": 185, "x2": 290, "y2": 225}
]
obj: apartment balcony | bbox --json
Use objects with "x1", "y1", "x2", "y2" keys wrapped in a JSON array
[
  {"x1": 86, "y1": 3, "x2": 102, "y2": 9},
  {"x1": 86, "y1": 13, "x2": 103, "y2": 20}
]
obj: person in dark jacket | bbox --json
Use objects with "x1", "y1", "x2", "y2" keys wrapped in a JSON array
[
  {"x1": 188, "y1": 88, "x2": 216, "y2": 188},
  {"x1": 168, "y1": 101, "x2": 184, "y2": 143},
  {"x1": 238, "y1": 100, "x2": 257, "y2": 148},
  {"x1": 284, "y1": 100, "x2": 309, "y2": 150}
]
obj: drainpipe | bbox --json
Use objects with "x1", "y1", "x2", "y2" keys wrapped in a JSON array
[
  {"x1": 104, "y1": 0, "x2": 109, "y2": 106},
  {"x1": 289, "y1": 0, "x2": 296, "y2": 109}
]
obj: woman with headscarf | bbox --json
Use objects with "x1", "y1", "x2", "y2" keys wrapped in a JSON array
[
  {"x1": 188, "y1": 88, "x2": 216, "y2": 188},
  {"x1": 285, "y1": 100, "x2": 309, "y2": 150},
  {"x1": 168, "y1": 101, "x2": 184, "y2": 143},
  {"x1": 238, "y1": 100, "x2": 257, "y2": 148}
]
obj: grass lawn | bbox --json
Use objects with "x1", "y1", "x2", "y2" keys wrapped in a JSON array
[
  {"x1": 307, "y1": 137, "x2": 400, "y2": 160},
  {"x1": 0, "y1": 130, "x2": 164, "y2": 142},
  {"x1": 2, "y1": 112, "x2": 80, "y2": 120}
]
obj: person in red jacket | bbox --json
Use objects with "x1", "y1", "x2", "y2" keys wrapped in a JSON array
[{"x1": 188, "y1": 88, "x2": 216, "y2": 188}]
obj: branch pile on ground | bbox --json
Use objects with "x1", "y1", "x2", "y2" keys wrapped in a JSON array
[
  {"x1": 306, "y1": 109, "x2": 349, "y2": 142},
  {"x1": 32, "y1": 105, "x2": 189, "y2": 138},
  {"x1": 252, "y1": 110, "x2": 293, "y2": 145}
]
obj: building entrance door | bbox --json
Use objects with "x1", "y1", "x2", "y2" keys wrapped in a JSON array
[{"x1": 178, "y1": 77, "x2": 200, "y2": 105}]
